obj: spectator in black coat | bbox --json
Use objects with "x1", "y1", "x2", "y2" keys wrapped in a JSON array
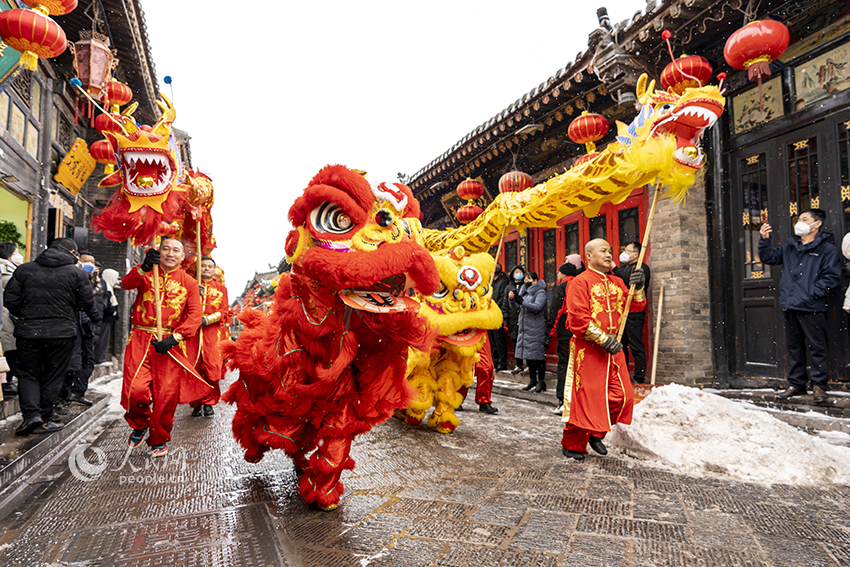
[
  {"x1": 488, "y1": 264, "x2": 509, "y2": 371},
  {"x1": 549, "y1": 263, "x2": 577, "y2": 414},
  {"x1": 61, "y1": 251, "x2": 102, "y2": 406},
  {"x1": 502, "y1": 266, "x2": 526, "y2": 373},
  {"x1": 4, "y1": 238, "x2": 101, "y2": 435},
  {"x1": 758, "y1": 209, "x2": 841, "y2": 403},
  {"x1": 613, "y1": 241, "x2": 651, "y2": 384}
]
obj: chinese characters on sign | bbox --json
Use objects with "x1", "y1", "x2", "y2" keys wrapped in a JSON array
[
  {"x1": 48, "y1": 192, "x2": 74, "y2": 220},
  {"x1": 54, "y1": 137, "x2": 96, "y2": 195}
]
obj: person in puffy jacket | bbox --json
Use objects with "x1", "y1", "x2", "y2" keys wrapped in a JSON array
[
  {"x1": 502, "y1": 266, "x2": 526, "y2": 373},
  {"x1": 758, "y1": 209, "x2": 841, "y2": 403},
  {"x1": 509, "y1": 271, "x2": 549, "y2": 393},
  {"x1": 4, "y1": 238, "x2": 101, "y2": 435}
]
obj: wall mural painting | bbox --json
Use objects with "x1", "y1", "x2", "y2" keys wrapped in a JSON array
[
  {"x1": 795, "y1": 41, "x2": 850, "y2": 107},
  {"x1": 732, "y1": 75, "x2": 784, "y2": 135}
]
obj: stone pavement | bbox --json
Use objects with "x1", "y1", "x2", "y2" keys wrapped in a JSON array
[{"x1": 1, "y1": 374, "x2": 849, "y2": 566}]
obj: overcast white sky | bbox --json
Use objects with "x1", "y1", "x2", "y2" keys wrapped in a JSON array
[{"x1": 142, "y1": 0, "x2": 646, "y2": 299}]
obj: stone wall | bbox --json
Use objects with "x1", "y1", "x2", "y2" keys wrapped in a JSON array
[{"x1": 648, "y1": 177, "x2": 715, "y2": 387}]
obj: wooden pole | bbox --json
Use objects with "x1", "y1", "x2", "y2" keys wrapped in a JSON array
[
  {"x1": 650, "y1": 284, "x2": 664, "y2": 385},
  {"x1": 617, "y1": 182, "x2": 662, "y2": 342},
  {"x1": 151, "y1": 238, "x2": 163, "y2": 340},
  {"x1": 196, "y1": 218, "x2": 202, "y2": 279},
  {"x1": 488, "y1": 227, "x2": 509, "y2": 287}
]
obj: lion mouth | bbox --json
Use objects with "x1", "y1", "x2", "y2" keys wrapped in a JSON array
[
  {"x1": 340, "y1": 274, "x2": 418, "y2": 313},
  {"x1": 121, "y1": 150, "x2": 175, "y2": 196},
  {"x1": 650, "y1": 98, "x2": 723, "y2": 170}
]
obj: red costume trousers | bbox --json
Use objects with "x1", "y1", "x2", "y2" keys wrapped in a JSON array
[
  {"x1": 561, "y1": 369, "x2": 626, "y2": 454},
  {"x1": 189, "y1": 383, "x2": 221, "y2": 407},
  {"x1": 473, "y1": 335, "x2": 494, "y2": 405},
  {"x1": 122, "y1": 331, "x2": 186, "y2": 446}
]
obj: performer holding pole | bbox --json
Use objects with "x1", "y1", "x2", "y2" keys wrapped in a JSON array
[{"x1": 560, "y1": 238, "x2": 645, "y2": 460}]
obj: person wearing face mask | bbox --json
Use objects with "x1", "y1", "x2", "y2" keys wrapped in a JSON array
[
  {"x1": 0, "y1": 242, "x2": 22, "y2": 398},
  {"x1": 759, "y1": 209, "x2": 841, "y2": 403},
  {"x1": 613, "y1": 242, "x2": 651, "y2": 384},
  {"x1": 502, "y1": 266, "x2": 526, "y2": 374},
  {"x1": 509, "y1": 271, "x2": 549, "y2": 392}
]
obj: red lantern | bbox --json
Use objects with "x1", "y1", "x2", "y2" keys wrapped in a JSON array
[
  {"x1": 93, "y1": 112, "x2": 122, "y2": 134},
  {"x1": 457, "y1": 204, "x2": 483, "y2": 225},
  {"x1": 103, "y1": 80, "x2": 133, "y2": 112},
  {"x1": 498, "y1": 170, "x2": 533, "y2": 193},
  {"x1": 21, "y1": 0, "x2": 77, "y2": 15},
  {"x1": 724, "y1": 19, "x2": 789, "y2": 110},
  {"x1": 661, "y1": 54, "x2": 713, "y2": 95},
  {"x1": 90, "y1": 139, "x2": 116, "y2": 174},
  {"x1": 0, "y1": 9, "x2": 67, "y2": 71},
  {"x1": 457, "y1": 178, "x2": 484, "y2": 201},
  {"x1": 568, "y1": 111, "x2": 609, "y2": 154}
]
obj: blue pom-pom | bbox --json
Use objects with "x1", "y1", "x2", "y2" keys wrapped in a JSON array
[
  {"x1": 70, "y1": 78, "x2": 82, "y2": 87},
  {"x1": 164, "y1": 76, "x2": 172, "y2": 84}
]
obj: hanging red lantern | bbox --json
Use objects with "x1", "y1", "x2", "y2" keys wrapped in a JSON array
[
  {"x1": 103, "y1": 79, "x2": 133, "y2": 112},
  {"x1": 21, "y1": 0, "x2": 77, "y2": 15},
  {"x1": 0, "y1": 8, "x2": 67, "y2": 71},
  {"x1": 89, "y1": 139, "x2": 117, "y2": 174},
  {"x1": 724, "y1": 19, "x2": 789, "y2": 110},
  {"x1": 568, "y1": 111, "x2": 609, "y2": 154},
  {"x1": 457, "y1": 178, "x2": 484, "y2": 201},
  {"x1": 456, "y1": 204, "x2": 483, "y2": 225},
  {"x1": 93, "y1": 112, "x2": 122, "y2": 134},
  {"x1": 498, "y1": 170, "x2": 533, "y2": 193},
  {"x1": 661, "y1": 54, "x2": 713, "y2": 95}
]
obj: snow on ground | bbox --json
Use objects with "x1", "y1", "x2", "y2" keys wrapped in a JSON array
[
  {"x1": 88, "y1": 371, "x2": 124, "y2": 419},
  {"x1": 607, "y1": 383, "x2": 850, "y2": 486}
]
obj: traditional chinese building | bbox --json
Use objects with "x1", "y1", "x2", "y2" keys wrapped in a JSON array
[
  {"x1": 0, "y1": 0, "x2": 182, "y2": 363},
  {"x1": 408, "y1": 0, "x2": 850, "y2": 387}
]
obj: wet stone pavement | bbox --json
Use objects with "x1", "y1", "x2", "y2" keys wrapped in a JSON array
[{"x1": 1, "y1": 374, "x2": 849, "y2": 567}]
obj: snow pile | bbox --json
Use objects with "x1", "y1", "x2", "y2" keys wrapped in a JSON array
[
  {"x1": 89, "y1": 371, "x2": 124, "y2": 418},
  {"x1": 607, "y1": 383, "x2": 850, "y2": 485}
]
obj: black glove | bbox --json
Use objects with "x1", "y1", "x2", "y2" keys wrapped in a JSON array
[
  {"x1": 601, "y1": 335, "x2": 623, "y2": 355},
  {"x1": 151, "y1": 335, "x2": 179, "y2": 353},
  {"x1": 199, "y1": 284, "x2": 205, "y2": 295},
  {"x1": 201, "y1": 316, "x2": 210, "y2": 327},
  {"x1": 141, "y1": 248, "x2": 161, "y2": 272},
  {"x1": 629, "y1": 268, "x2": 645, "y2": 289}
]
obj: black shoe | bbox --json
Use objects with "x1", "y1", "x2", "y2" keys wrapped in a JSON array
[
  {"x1": 67, "y1": 394, "x2": 94, "y2": 407},
  {"x1": 32, "y1": 421, "x2": 63, "y2": 434},
  {"x1": 510, "y1": 366, "x2": 525, "y2": 375},
  {"x1": 561, "y1": 446, "x2": 585, "y2": 461},
  {"x1": 455, "y1": 405, "x2": 463, "y2": 411},
  {"x1": 191, "y1": 406, "x2": 203, "y2": 417},
  {"x1": 588, "y1": 436, "x2": 608, "y2": 455},
  {"x1": 776, "y1": 386, "x2": 806, "y2": 399},
  {"x1": 51, "y1": 404, "x2": 69, "y2": 415},
  {"x1": 813, "y1": 386, "x2": 828, "y2": 404},
  {"x1": 2, "y1": 383, "x2": 17, "y2": 397},
  {"x1": 15, "y1": 417, "x2": 43, "y2": 436},
  {"x1": 203, "y1": 404, "x2": 215, "y2": 417},
  {"x1": 478, "y1": 403, "x2": 499, "y2": 414},
  {"x1": 533, "y1": 381, "x2": 547, "y2": 393},
  {"x1": 42, "y1": 411, "x2": 65, "y2": 423},
  {"x1": 521, "y1": 380, "x2": 537, "y2": 391}
]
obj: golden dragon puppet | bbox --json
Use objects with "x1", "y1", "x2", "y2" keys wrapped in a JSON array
[{"x1": 421, "y1": 73, "x2": 725, "y2": 253}]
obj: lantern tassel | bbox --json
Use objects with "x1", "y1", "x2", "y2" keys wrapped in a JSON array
[
  {"x1": 746, "y1": 58, "x2": 772, "y2": 112},
  {"x1": 19, "y1": 51, "x2": 38, "y2": 71}
]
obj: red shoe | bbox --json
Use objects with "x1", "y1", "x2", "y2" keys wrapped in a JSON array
[{"x1": 128, "y1": 428, "x2": 147, "y2": 448}]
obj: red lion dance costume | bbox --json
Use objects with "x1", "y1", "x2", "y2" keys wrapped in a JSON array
[{"x1": 222, "y1": 165, "x2": 439, "y2": 510}]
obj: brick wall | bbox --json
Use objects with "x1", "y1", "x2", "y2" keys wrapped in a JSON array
[{"x1": 648, "y1": 176, "x2": 715, "y2": 387}]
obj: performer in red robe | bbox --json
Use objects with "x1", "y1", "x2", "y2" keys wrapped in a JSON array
[
  {"x1": 561, "y1": 238, "x2": 646, "y2": 460},
  {"x1": 186, "y1": 256, "x2": 230, "y2": 418},
  {"x1": 121, "y1": 237, "x2": 204, "y2": 457}
]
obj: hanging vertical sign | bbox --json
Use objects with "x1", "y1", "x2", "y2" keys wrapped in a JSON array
[{"x1": 54, "y1": 137, "x2": 97, "y2": 195}]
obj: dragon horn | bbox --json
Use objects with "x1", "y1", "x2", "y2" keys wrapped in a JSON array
[
  {"x1": 635, "y1": 73, "x2": 655, "y2": 106},
  {"x1": 153, "y1": 93, "x2": 176, "y2": 136},
  {"x1": 121, "y1": 101, "x2": 139, "y2": 117}
]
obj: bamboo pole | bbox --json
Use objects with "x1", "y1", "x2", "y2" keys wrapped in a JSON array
[
  {"x1": 151, "y1": 239, "x2": 163, "y2": 340},
  {"x1": 196, "y1": 218, "x2": 202, "y2": 279},
  {"x1": 489, "y1": 228, "x2": 509, "y2": 287},
  {"x1": 617, "y1": 182, "x2": 662, "y2": 342},
  {"x1": 650, "y1": 284, "x2": 664, "y2": 385}
]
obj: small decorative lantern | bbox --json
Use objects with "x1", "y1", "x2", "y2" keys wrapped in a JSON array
[
  {"x1": 103, "y1": 79, "x2": 133, "y2": 113},
  {"x1": 568, "y1": 111, "x2": 609, "y2": 154},
  {"x1": 69, "y1": 30, "x2": 116, "y2": 98},
  {"x1": 661, "y1": 54, "x2": 713, "y2": 95},
  {"x1": 498, "y1": 170, "x2": 533, "y2": 193},
  {"x1": 456, "y1": 204, "x2": 483, "y2": 225},
  {"x1": 724, "y1": 19, "x2": 790, "y2": 110},
  {"x1": 89, "y1": 138, "x2": 116, "y2": 172},
  {"x1": 455, "y1": 178, "x2": 485, "y2": 224}
]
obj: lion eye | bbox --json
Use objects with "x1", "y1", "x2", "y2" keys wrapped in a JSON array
[
  {"x1": 310, "y1": 202, "x2": 353, "y2": 235},
  {"x1": 658, "y1": 103, "x2": 674, "y2": 114},
  {"x1": 432, "y1": 282, "x2": 449, "y2": 299}
]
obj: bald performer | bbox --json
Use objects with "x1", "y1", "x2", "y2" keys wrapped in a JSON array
[
  {"x1": 120, "y1": 237, "x2": 203, "y2": 457},
  {"x1": 559, "y1": 239, "x2": 646, "y2": 460}
]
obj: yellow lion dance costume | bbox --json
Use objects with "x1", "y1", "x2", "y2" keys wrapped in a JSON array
[{"x1": 403, "y1": 247, "x2": 502, "y2": 433}]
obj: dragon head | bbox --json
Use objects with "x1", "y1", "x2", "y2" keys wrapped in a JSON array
[
  {"x1": 610, "y1": 73, "x2": 725, "y2": 171},
  {"x1": 285, "y1": 165, "x2": 439, "y2": 312},
  {"x1": 418, "y1": 247, "x2": 502, "y2": 346}
]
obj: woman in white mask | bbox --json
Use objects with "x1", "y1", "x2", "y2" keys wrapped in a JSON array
[{"x1": 0, "y1": 241, "x2": 22, "y2": 397}]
